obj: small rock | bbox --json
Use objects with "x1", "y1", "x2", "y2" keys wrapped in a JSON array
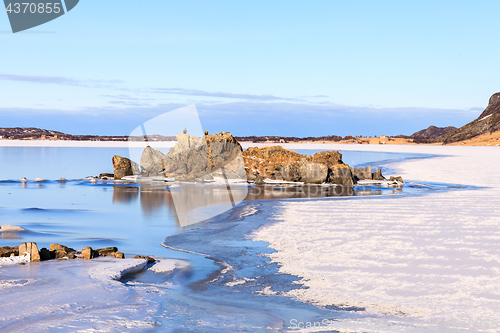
[
  {"x1": 372, "y1": 169, "x2": 385, "y2": 180},
  {"x1": 254, "y1": 175, "x2": 265, "y2": 185},
  {"x1": 115, "y1": 252, "x2": 125, "y2": 259},
  {"x1": 134, "y1": 255, "x2": 155, "y2": 263},
  {"x1": 81, "y1": 247, "x2": 94, "y2": 259},
  {"x1": 99, "y1": 173, "x2": 115, "y2": 179},
  {"x1": 112, "y1": 155, "x2": 135, "y2": 180},
  {"x1": 0, "y1": 246, "x2": 19, "y2": 257},
  {"x1": 39, "y1": 248, "x2": 51, "y2": 260},
  {"x1": 50, "y1": 243, "x2": 76, "y2": 253},
  {"x1": 66, "y1": 253, "x2": 76, "y2": 259},
  {"x1": 95, "y1": 247, "x2": 119, "y2": 257},
  {"x1": 389, "y1": 176, "x2": 404, "y2": 183}
]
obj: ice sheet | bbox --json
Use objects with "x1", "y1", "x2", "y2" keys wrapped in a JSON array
[{"x1": 252, "y1": 145, "x2": 500, "y2": 332}]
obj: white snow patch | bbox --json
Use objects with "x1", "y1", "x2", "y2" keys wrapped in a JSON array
[
  {"x1": 0, "y1": 253, "x2": 30, "y2": 267},
  {"x1": 148, "y1": 259, "x2": 190, "y2": 273},
  {"x1": 479, "y1": 114, "x2": 493, "y2": 121}
]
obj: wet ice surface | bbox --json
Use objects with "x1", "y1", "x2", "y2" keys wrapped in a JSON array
[{"x1": 0, "y1": 146, "x2": 471, "y2": 332}]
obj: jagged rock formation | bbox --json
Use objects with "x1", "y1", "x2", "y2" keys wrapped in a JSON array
[
  {"x1": 161, "y1": 131, "x2": 244, "y2": 181},
  {"x1": 440, "y1": 92, "x2": 500, "y2": 143},
  {"x1": 243, "y1": 145, "x2": 377, "y2": 185},
  {"x1": 411, "y1": 126, "x2": 457, "y2": 138},
  {"x1": 120, "y1": 132, "x2": 393, "y2": 185}
]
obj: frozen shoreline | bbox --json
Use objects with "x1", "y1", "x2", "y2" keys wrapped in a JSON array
[
  {"x1": 0, "y1": 139, "x2": 176, "y2": 148},
  {"x1": 251, "y1": 144, "x2": 500, "y2": 332}
]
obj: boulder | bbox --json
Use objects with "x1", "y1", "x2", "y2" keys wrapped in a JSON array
[
  {"x1": 372, "y1": 169, "x2": 385, "y2": 180},
  {"x1": 299, "y1": 162, "x2": 328, "y2": 184},
  {"x1": 112, "y1": 155, "x2": 134, "y2": 179},
  {"x1": 27, "y1": 242, "x2": 40, "y2": 262},
  {"x1": 95, "y1": 247, "x2": 118, "y2": 257},
  {"x1": 81, "y1": 246, "x2": 94, "y2": 259},
  {"x1": 328, "y1": 164, "x2": 355, "y2": 186},
  {"x1": 140, "y1": 146, "x2": 165, "y2": 177},
  {"x1": 243, "y1": 146, "x2": 307, "y2": 179},
  {"x1": 162, "y1": 132, "x2": 244, "y2": 180},
  {"x1": 19, "y1": 243, "x2": 26, "y2": 255},
  {"x1": 282, "y1": 163, "x2": 301, "y2": 182},
  {"x1": 351, "y1": 166, "x2": 372, "y2": 181},
  {"x1": 98, "y1": 173, "x2": 115, "y2": 179},
  {"x1": 50, "y1": 243, "x2": 75, "y2": 253},
  {"x1": 312, "y1": 151, "x2": 343, "y2": 167},
  {"x1": 39, "y1": 248, "x2": 51, "y2": 260},
  {"x1": 134, "y1": 255, "x2": 155, "y2": 263},
  {"x1": 0, "y1": 246, "x2": 19, "y2": 257},
  {"x1": 54, "y1": 250, "x2": 68, "y2": 259},
  {"x1": 389, "y1": 176, "x2": 404, "y2": 183},
  {"x1": 246, "y1": 171, "x2": 257, "y2": 182},
  {"x1": 115, "y1": 252, "x2": 125, "y2": 259},
  {"x1": 162, "y1": 134, "x2": 212, "y2": 179}
]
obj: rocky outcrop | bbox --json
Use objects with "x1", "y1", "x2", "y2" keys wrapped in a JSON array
[
  {"x1": 328, "y1": 164, "x2": 354, "y2": 186},
  {"x1": 112, "y1": 155, "x2": 140, "y2": 179},
  {"x1": 440, "y1": 92, "x2": 500, "y2": 143},
  {"x1": 243, "y1": 146, "x2": 309, "y2": 179},
  {"x1": 141, "y1": 146, "x2": 166, "y2": 177},
  {"x1": 311, "y1": 151, "x2": 343, "y2": 167},
  {"x1": 372, "y1": 169, "x2": 385, "y2": 180},
  {"x1": 351, "y1": 166, "x2": 372, "y2": 181},
  {"x1": 162, "y1": 132, "x2": 244, "y2": 181},
  {"x1": 282, "y1": 163, "x2": 301, "y2": 182},
  {"x1": 113, "y1": 131, "x2": 397, "y2": 186},
  {"x1": 299, "y1": 162, "x2": 328, "y2": 184},
  {"x1": 50, "y1": 243, "x2": 76, "y2": 259},
  {"x1": 94, "y1": 247, "x2": 125, "y2": 259},
  {"x1": 3, "y1": 242, "x2": 131, "y2": 262}
]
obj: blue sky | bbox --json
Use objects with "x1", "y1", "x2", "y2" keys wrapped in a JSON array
[{"x1": 1, "y1": 1, "x2": 499, "y2": 136}]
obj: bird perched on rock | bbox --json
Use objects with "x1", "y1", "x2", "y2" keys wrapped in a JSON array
[
  {"x1": 183, "y1": 128, "x2": 187, "y2": 134},
  {"x1": 205, "y1": 129, "x2": 208, "y2": 136}
]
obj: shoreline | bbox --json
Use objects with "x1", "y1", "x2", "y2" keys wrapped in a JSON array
[{"x1": 1, "y1": 139, "x2": 500, "y2": 148}]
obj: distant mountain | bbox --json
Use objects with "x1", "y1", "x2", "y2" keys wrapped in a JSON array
[
  {"x1": 411, "y1": 126, "x2": 457, "y2": 138},
  {"x1": 0, "y1": 127, "x2": 64, "y2": 139},
  {"x1": 440, "y1": 92, "x2": 500, "y2": 143}
]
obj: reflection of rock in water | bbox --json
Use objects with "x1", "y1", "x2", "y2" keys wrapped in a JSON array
[
  {"x1": 170, "y1": 185, "x2": 239, "y2": 228},
  {"x1": 1, "y1": 232, "x2": 21, "y2": 240},
  {"x1": 245, "y1": 185, "x2": 355, "y2": 200},
  {"x1": 139, "y1": 188, "x2": 175, "y2": 216},
  {"x1": 112, "y1": 186, "x2": 139, "y2": 204}
]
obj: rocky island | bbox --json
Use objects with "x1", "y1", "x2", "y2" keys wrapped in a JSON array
[{"x1": 110, "y1": 131, "x2": 400, "y2": 186}]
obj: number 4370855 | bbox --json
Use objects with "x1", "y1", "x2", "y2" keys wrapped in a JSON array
[{"x1": 5, "y1": 3, "x2": 62, "y2": 14}]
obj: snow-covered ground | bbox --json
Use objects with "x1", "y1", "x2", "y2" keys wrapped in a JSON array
[
  {"x1": 252, "y1": 144, "x2": 500, "y2": 332},
  {"x1": 0, "y1": 257, "x2": 187, "y2": 332}
]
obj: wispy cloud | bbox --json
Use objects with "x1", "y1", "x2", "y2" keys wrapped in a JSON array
[
  {"x1": 152, "y1": 87, "x2": 302, "y2": 102},
  {"x1": 0, "y1": 74, "x2": 124, "y2": 87}
]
